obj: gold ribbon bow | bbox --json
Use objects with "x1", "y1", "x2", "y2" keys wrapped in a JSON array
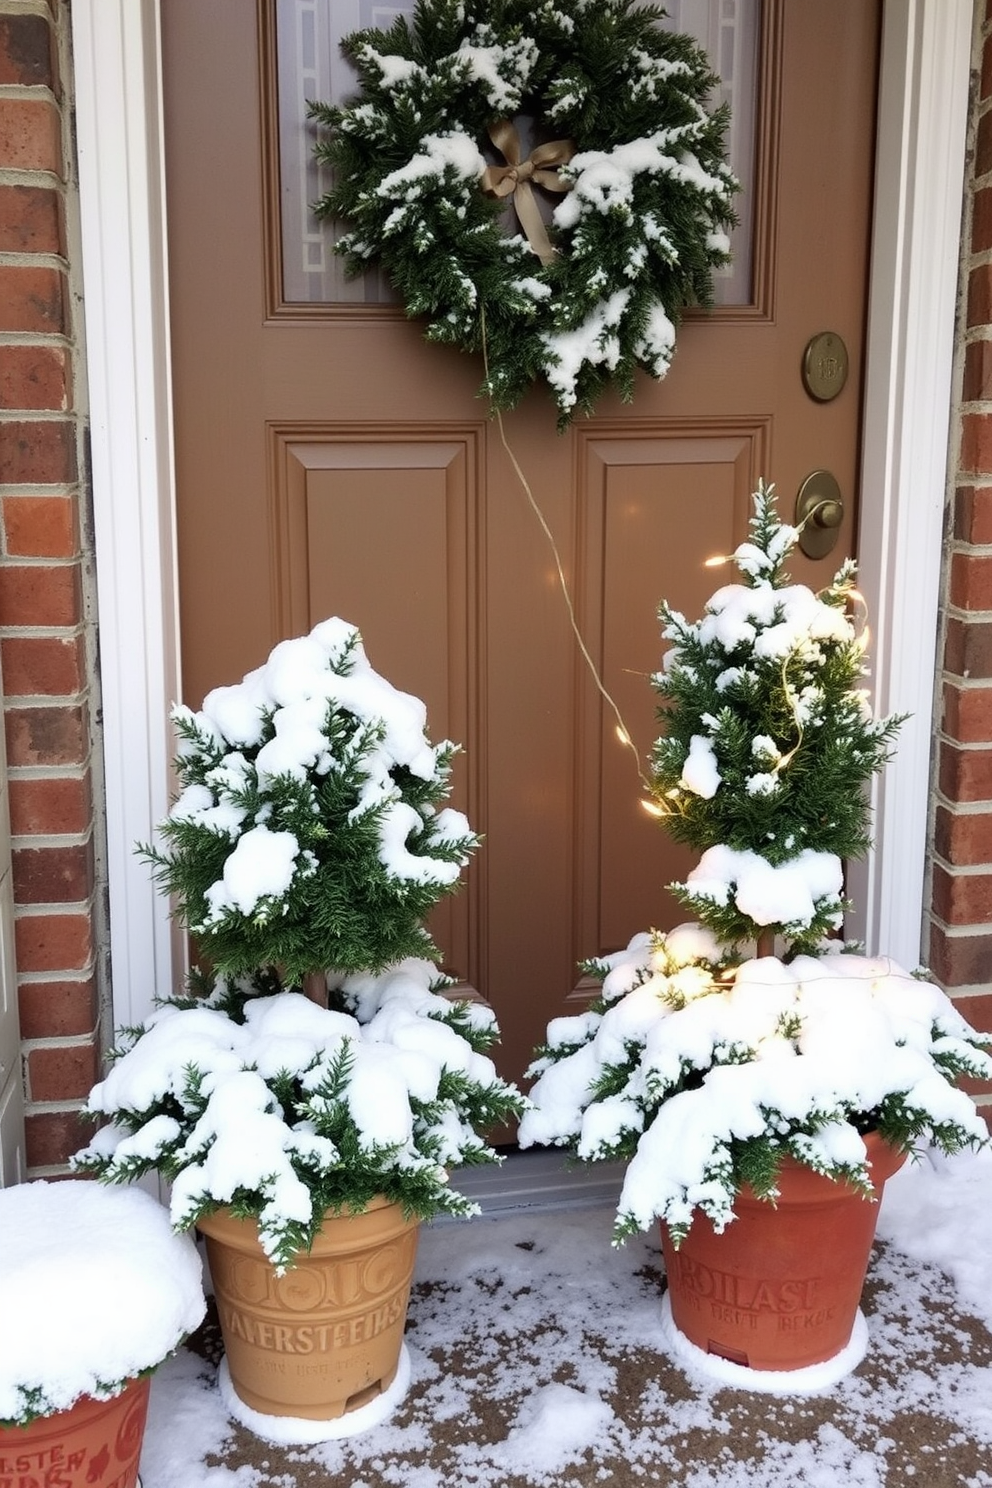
[{"x1": 480, "y1": 120, "x2": 576, "y2": 265}]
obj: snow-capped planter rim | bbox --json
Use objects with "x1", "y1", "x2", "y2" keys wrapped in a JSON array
[
  {"x1": 73, "y1": 957, "x2": 525, "y2": 1274},
  {"x1": 0, "y1": 1180, "x2": 205, "y2": 1427},
  {"x1": 518, "y1": 926, "x2": 992, "y2": 1245}
]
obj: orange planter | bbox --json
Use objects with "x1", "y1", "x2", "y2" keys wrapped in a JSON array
[
  {"x1": 198, "y1": 1197, "x2": 420, "y2": 1422},
  {"x1": 661, "y1": 1132, "x2": 906, "y2": 1371},
  {"x1": 0, "y1": 1376, "x2": 150, "y2": 1488}
]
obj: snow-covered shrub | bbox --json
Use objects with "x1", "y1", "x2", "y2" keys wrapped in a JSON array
[
  {"x1": 520, "y1": 485, "x2": 992, "y2": 1241},
  {"x1": 519, "y1": 928, "x2": 992, "y2": 1244},
  {"x1": 145, "y1": 617, "x2": 479, "y2": 981},
  {"x1": 75, "y1": 959, "x2": 525, "y2": 1273}
]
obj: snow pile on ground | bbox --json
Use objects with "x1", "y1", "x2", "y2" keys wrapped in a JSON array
[{"x1": 138, "y1": 1147, "x2": 992, "y2": 1487}]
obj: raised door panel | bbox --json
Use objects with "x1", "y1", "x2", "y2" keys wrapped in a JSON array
[{"x1": 271, "y1": 430, "x2": 484, "y2": 993}]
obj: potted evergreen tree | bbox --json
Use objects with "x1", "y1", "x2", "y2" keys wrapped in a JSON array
[
  {"x1": 520, "y1": 484, "x2": 992, "y2": 1387},
  {"x1": 74, "y1": 617, "x2": 524, "y2": 1438}
]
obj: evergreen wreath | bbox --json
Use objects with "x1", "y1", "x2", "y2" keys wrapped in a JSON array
[{"x1": 309, "y1": 0, "x2": 738, "y2": 426}]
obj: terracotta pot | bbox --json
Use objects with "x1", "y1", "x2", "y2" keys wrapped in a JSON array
[
  {"x1": 197, "y1": 1198, "x2": 420, "y2": 1421},
  {"x1": 0, "y1": 1376, "x2": 150, "y2": 1488},
  {"x1": 660, "y1": 1131, "x2": 906, "y2": 1371}
]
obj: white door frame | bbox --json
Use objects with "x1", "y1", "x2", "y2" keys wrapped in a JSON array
[{"x1": 70, "y1": 0, "x2": 973, "y2": 1026}]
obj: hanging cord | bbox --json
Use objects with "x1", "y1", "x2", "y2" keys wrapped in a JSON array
[{"x1": 479, "y1": 305, "x2": 653, "y2": 796}]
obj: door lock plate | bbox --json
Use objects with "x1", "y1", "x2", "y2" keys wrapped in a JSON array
[{"x1": 796, "y1": 471, "x2": 844, "y2": 559}]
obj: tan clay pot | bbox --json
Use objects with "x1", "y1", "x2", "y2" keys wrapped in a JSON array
[{"x1": 197, "y1": 1198, "x2": 420, "y2": 1421}]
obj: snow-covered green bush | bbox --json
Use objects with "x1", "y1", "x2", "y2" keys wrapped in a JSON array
[
  {"x1": 75, "y1": 959, "x2": 525, "y2": 1272},
  {"x1": 520, "y1": 485, "x2": 992, "y2": 1242},
  {"x1": 145, "y1": 617, "x2": 479, "y2": 982}
]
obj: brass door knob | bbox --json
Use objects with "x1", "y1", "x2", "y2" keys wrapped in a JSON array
[{"x1": 795, "y1": 471, "x2": 844, "y2": 559}]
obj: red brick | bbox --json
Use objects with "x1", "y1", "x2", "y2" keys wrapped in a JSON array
[
  {"x1": 0, "y1": 563, "x2": 80, "y2": 627},
  {"x1": 929, "y1": 922, "x2": 992, "y2": 985},
  {"x1": 984, "y1": 35, "x2": 992, "y2": 100},
  {"x1": 0, "y1": 266, "x2": 66, "y2": 334},
  {"x1": 0, "y1": 634, "x2": 84, "y2": 697},
  {"x1": 943, "y1": 680, "x2": 992, "y2": 740},
  {"x1": 964, "y1": 338, "x2": 992, "y2": 401},
  {"x1": 5, "y1": 704, "x2": 88, "y2": 767},
  {"x1": 24, "y1": 1109, "x2": 92, "y2": 1170},
  {"x1": 0, "y1": 96, "x2": 60, "y2": 173},
  {"x1": 0, "y1": 184, "x2": 62, "y2": 253},
  {"x1": 979, "y1": 111, "x2": 992, "y2": 180},
  {"x1": 949, "y1": 552, "x2": 992, "y2": 611},
  {"x1": 967, "y1": 266, "x2": 992, "y2": 327},
  {"x1": 17, "y1": 977, "x2": 98, "y2": 1039},
  {"x1": 8, "y1": 774, "x2": 92, "y2": 836},
  {"x1": 0, "y1": 346, "x2": 69, "y2": 412},
  {"x1": 951, "y1": 990, "x2": 992, "y2": 1035},
  {"x1": 2, "y1": 495, "x2": 77, "y2": 558},
  {"x1": 943, "y1": 617, "x2": 992, "y2": 679},
  {"x1": 14, "y1": 910, "x2": 91, "y2": 972},
  {"x1": 934, "y1": 803, "x2": 992, "y2": 865},
  {"x1": 940, "y1": 742, "x2": 992, "y2": 802},
  {"x1": 954, "y1": 485, "x2": 992, "y2": 545},
  {"x1": 974, "y1": 185, "x2": 992, "y2": 253},
  {"x1": 0, "y1": 421, "x2": 76, "y2": 485},
  {"x1": 13, "y1": 840, "x2": 94, "y2": 904},
  {"x1": 26, "y1": 1040, "x2": 99, "y2": 1103},
  {"x1": 0, "y1": 14, "x2": 55, "y2": 89},
  {"x1": 931, "y1": 861, "x2": 992, "y2": 924},
  {"x1": 960, "y1": 412, "x2": 992, "y2": 474},
  {"x1": 957, "y1": 1072, "x2": 992, "y2": 1097}
]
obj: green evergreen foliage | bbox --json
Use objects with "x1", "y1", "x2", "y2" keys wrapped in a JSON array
[
  {"x1": 308, "y1": 0, "x2": 736, "y2": 424},
  {"x1": 141, "y1": 623, "x2": 479, "y2": 984},
  {"x1": 649, "y1": 481, "x2": 905, "y2": 952}
]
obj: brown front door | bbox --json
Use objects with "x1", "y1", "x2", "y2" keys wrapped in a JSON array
[{"x1": 162, "y1": 1, "x2": 880, "y2": 1082}]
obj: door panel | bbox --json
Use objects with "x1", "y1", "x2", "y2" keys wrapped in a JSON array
[{"x1": 162, "y1": 1, "x2": 881, "y2": 1082}]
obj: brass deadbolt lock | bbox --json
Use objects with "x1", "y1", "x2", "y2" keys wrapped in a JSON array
[{"x1": 795, "y1": 471, "x2": 844, "y2": 559}]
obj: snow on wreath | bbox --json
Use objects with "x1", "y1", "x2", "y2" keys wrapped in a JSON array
[{"x1": 308, "y1": 0, "x2": 737, "y2": 425}]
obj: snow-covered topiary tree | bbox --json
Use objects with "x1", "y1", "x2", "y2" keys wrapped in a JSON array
[
  {"x1": 519, "y1": 485, "x2": 992, "y2": 1250},
  {"x1": 650, "y1": 480, "x2": 903, "y2": 956},
  {"x1": 144, "y1": 617, "x2": 479, "y2": 984}
]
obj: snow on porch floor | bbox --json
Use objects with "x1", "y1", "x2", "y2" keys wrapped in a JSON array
[{"x1": 141, "y1": 1150, "x2": 992, "y2": 1488}]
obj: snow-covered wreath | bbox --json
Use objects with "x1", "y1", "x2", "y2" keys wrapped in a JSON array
[{"x1": 309, "y1": 0, "x2": 738, "y2": 425}]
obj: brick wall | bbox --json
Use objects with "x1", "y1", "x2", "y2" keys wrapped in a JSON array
[
  {"x1": 0, "y1": 0, "x2": 106, "y2": 1171},
  {"x1": 929, "y1": 0, "x2": 992, "y2": 1123}
]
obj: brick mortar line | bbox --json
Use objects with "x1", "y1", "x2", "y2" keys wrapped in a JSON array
[
  {"x1": 944, "y1": 541, "x2": 992, "y2": 558},
  {"x1": 17, "y1": 967, "x2": 95, "y2": 985},
  {"x1": 945, "y1": 602, "x2": 992, "y2": 621},
  {"x1": 936, "y1": 729, "x2": 992, "y2": 753},
  {"x1": 0, "y1": 408, "x2": 78, "y2": 422},
  {"x1": 0, "y1": 623, "x2": 86, "y2": 637},
  {"x1": 0, "y1": 251, "x2": 67, "y2": 272},
  {"x1": 0, "y1": 554, "x2": 84, "y2": 568},
  {"x1": 942, "y1": 674, "x2": 992, "y2": 690},
  {"x1": 929, "y1": 912, "x2": 992, "y2": 938},
  {"x1": 21, "y1": 1030, "x2": 97, "y2": 1053},
  {"x1": 931, "y1": 852, "x2": 992, "y2": 878},
  {"x1": 12, "y1": 897, "x2": 95, "y2": 916},
  {"x1": 0, "y1": 332, "x2": 73, "y2": 349},
  {"x1": 0, "y1": 83, "x2": 58, "y2": 103},
  {"x1": 11, "y1": 828, "x2": 92, "y2": 849},
  {"x1": 934, "y1": 791, "x2": 992, "y2": 815},
  {"x1": 945, "y1": 984, "x2": 992, "y2": 1001},
  {"x1": 22, "y1": 1097, "x2": 86, "y2": 1115},
  {"x1": 6, "y1": 764, "x2": 89, "y2": 779}
]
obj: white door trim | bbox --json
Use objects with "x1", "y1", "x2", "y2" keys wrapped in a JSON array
[{"x1": 70, "y1": 0, "x2": 973, "y2": 1025}]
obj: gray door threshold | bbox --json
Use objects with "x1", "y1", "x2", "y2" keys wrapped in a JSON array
[{"x1": 442, "y1": 1149, "x2": 625, "y2": 1221}]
